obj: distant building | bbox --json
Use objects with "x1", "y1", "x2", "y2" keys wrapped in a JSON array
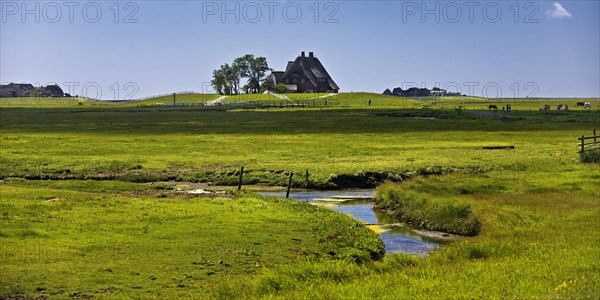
[
  {"x1": 389, "y1": 87, "x2": 431, "y2": 97},
  {"x1": 430, "y1": 88, "x2": 445, "y2": 96},
  {"x1": 0, "y1": 83, "x2": 63, "y2": 98},
  {"x1": 0, "y1": 83, "x2": 34, "y2": 97},
  {"x1": 268, "y1": 51, "x2": 339, "y2": 93},
  {"x1": 43, "y1": 84, "x2": 64, "y2": 97},
  {"x1": 382, "y1": 86, "x2": 461, "y2": 98}
]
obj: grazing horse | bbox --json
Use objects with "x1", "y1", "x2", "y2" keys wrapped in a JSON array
[
  {"x1": 556, "y1": 103, "x2": 563, "y2": 110},
  {"x1": 577, "y1": 102, "x2": 585, "y2": 107},
  {"x1": 540, "y1": 104, "x2": 551, "y2": 111},
  {"x1": 561, "y1": 104, "x2": 569, "y2": 111},
  {"x1": 584, "y1": 102, "x2": 591, "y2": 110},
  {"x1": 489, "y1": 105, "x2": 498, "y2": 111}
]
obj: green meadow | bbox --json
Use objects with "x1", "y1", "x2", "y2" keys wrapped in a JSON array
[
  {"x1": 2, "y1": 93, "x2": 597, "y2": 110},
  {"x1": 0, "y1": 93, "x2": 599, "y2": 298},
  {"x1": 0, "y1": 94, "x2": 222, "y2": 108}
]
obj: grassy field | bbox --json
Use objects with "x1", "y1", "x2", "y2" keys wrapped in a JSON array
[
  {"x1": 0, "y1": 180, "x2": 383, "y2": 298},
  {"x1": 128, "y1": 93, "x2": 220, "y2": 106},
  {"x1": 0, "y1": 96, "x2": 599, "y2": 298},
  {"x1": 1, "y1": 92, "x2": 598, "y2": 110},
  {"x1": 0, "y1": 97, "x2": 107, "y2": 108},
  {"x1": 0, "y1": 93, "x2": 221, "y2": 108},
  {"x1": 1, "y1": 104, "x2": 597, "y2": 186},
  {"x1": 327, "y1": 93, "x2": 600, "y2": 111}
]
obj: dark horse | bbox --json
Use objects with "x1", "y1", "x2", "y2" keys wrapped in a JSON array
[
  {"x1": 488, "y1": 105, "x2": 498, "y2": 111},
  {"x1": 576, "y1": 102, "x2": 585, "y2": 107}
]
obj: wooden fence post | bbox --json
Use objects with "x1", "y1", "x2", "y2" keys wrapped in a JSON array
[
  {"x1": 238, "y1": 166, "x2": 244, "y2": 190},
  {"x1": 581, "y1": 135, "x2": 585, "y2": 159},
  {"x1": 173, "y1": 93, "x2": 176, "y2": 105},
  {"x1": 594, "y1": 128, "x2": 597, "y2": 143},
  {"x1": 286, "y1": 172, "x2": 294, "y2": 198},
  {"x1": 304, "y1": 170, "x2": 309, "y2": 188}
]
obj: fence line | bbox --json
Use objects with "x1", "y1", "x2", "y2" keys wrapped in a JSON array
[
  {"x1": 84, "y1": 91, "x2": 332, "y2": 103},
  {"x1": 208, "y1": 99, "x2": 338, "y2": 108},
  {"x1": 578, "y1": 129, "x2": 599, "y2": 158},
  {"x1": 136, "y1": 99, "x2": 340, "y2": 108},
  {"x1": 132, "y1": 91, "x2": 199, "y2": 101}
]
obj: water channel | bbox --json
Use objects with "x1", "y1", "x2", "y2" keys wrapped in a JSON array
[{"x1": 259, "y1": 190, "x2": 445, "y2": 256}]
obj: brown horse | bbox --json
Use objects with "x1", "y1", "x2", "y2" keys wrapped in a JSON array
[
  {"x1": 489, "y1": 105, "x2": 497, "y2": 111},
  {"x1": 540, "y1": 104, "x2": 550, "y2": 111}
]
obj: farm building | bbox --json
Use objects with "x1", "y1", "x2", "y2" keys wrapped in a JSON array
[
  {"x1": 43, "y1": 85, "x2": 64, "y2": 97},
  {"x1": 0, "y1": 83, "x2": 34, "y2": 97},
  {"x1": 268, "y1": 51, "x2": 339, "y2": 93},
  {"x1": 0, "y1": 83, "x2": 64, "y2": 98}
]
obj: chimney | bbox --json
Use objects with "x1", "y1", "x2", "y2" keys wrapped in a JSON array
[
  {"x1": 309, "y1": 52, "x2": 314, "y2": 58},
  {"x1": 301, "y1": 51, "x2": 305, "y2": 57}
]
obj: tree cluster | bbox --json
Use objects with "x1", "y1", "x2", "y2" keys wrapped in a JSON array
[
  {"x1": 211, "y1": 54, "x2": 271, "y2": 95},
  {"x1": 258, "y1": 78, "x2": 288, "y2": 94}
]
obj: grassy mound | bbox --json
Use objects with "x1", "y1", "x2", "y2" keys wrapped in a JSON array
[
  {"x1": 125, "y1": 93, "x2": 220, "y2": 106},
  {"x1": 374, "y1": 181, "x2": 481, "y2": 236}
]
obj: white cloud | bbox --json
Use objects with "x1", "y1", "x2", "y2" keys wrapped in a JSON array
[{"x1": 547, "y1": 2, "x2": 573, "y2": 19}]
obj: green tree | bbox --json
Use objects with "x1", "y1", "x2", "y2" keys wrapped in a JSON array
[
  {"x1": 275, "y1": 83, "x2": 288, "y2": 94},
  {"x1": 211, "y1": 63, "x2": 242, "y2": 95},
  {"x1": 211, "y1": 68, "x2": 226, "y2": 95},
  {"x1": 242, "y1": 84, "x2": 250, "y2": 94},
  {"x1": 26, "y1": 88, "x2": 43, "y2": 97},
  {"x1": 223, "y1": 63, "x2": 241, "y2": 95},
  {"x1": 212, "y1": 54, "x2": 270, "y2": 95},
  {"x1": 235, "y1": 54, "x2": 271, "y2": 94},
  {"x1": 259, "y1": 76, "x2": 276, "y2": 93}
]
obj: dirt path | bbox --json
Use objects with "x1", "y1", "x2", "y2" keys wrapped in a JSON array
[
  {"x1": 318, "y1": 93, "x2": 337, "y2": 98},
  {"x1": 206, "y1": 95, "x2": 227, "y2": 106}
]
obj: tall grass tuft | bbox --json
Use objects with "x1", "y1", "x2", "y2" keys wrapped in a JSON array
[
  {"x1": 374, "y1": 181, "x2": 481, "y2": 236},
  {"x1": 581, "y1": 150, "x2": 600, "y2": 163}
]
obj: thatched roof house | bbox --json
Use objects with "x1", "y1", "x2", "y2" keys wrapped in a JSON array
[
  {"x1": 43, "y1": 84, "x2": 64, "y2": 97},
  {"x1": 270, "y1": 52, "x2": 339, "y2": 93}
]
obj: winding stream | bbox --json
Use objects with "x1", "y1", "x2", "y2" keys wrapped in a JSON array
[{"x1": 259, "y1": 190, "x2": 444, "y2": 256}]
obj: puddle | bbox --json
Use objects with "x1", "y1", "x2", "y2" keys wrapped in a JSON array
[{"x1": 259, "y1": 190, "x2": 445, "y2": 256}]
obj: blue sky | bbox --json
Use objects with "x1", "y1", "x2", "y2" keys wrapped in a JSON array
[{"x1": 1, "y1": 1, "x2": 599, "y2": 99}]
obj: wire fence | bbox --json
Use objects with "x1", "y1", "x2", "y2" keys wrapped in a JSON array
[
  {"x1": 133, "y1": 99, "x2": 340, "y2": 108},
  {"x1": 208, "y1": 99, "x2": 340, "y2": 108},
  {"x1": 131, "y1": 91, "x2": 199, "y2": 101}
]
